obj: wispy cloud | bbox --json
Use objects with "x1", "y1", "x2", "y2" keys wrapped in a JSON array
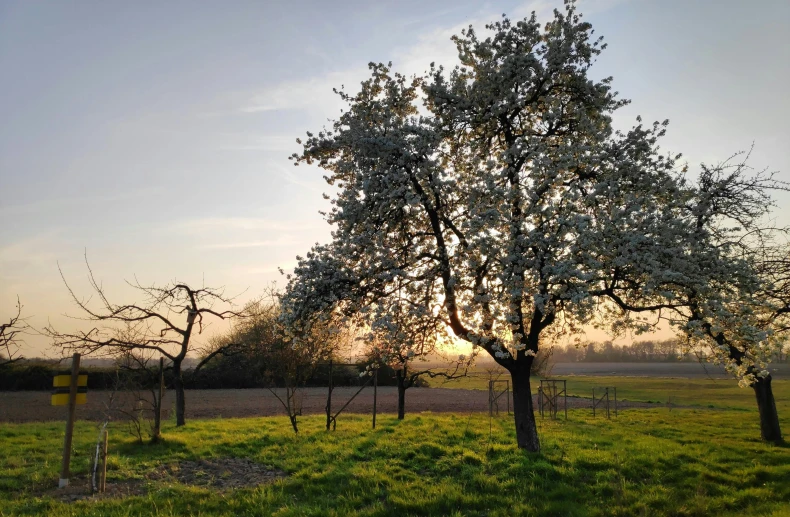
[
  {"x1": 0, "y1": 186, "x2": 165, "y2": 217},
  {"x1": 232, "y1": 261, "x2": 298, "y2": 276},
  {"x1": 0, "y1": 232, "x2": 66, "y2": 296},
  {"x1": 241, "y1": 69, "x2": 368, "y2": 115},
  {"x1": 233, "y1": 2, "x2": 562, "y2": 118},
  {"x1": 217, "y1": 135, "x2": 300, "y2": 153},
  {"x1": 200, "y1": 237, "x2": 299, "y2": 250},
  {"x1": 270, "y1": 163, "x2": 326, "y2": 193},
  {"x1": 169, "y1": 217, "x2": 323, "y2": 234}
]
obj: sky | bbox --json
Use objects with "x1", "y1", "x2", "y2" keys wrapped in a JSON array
[{"x1": 1, "y1": 0, "x2": 789, "y2": 357}]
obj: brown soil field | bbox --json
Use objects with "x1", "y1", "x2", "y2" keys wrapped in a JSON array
[{"x1": 0, "y1": 387, "x2": 658, "y2": 423}]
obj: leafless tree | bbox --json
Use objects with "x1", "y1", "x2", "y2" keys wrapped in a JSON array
[
  {"x1": 1, "y1": 297, "x2": 26, "y2": 367},
  {"x1": 45, "y1": 257, "x2": 246, "y2": 426},
  {"x1": 114, "y1": 347, "x2": 167, "y2": 443},
  {"x1": 531, "y1": 346, "x2": 554, "y2": 378},
  {"x1": 208, "y1": 290, "x2": 353, "y2": 433}
]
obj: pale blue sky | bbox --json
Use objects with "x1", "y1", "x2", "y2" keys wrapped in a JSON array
[{"x1": 2, "y1": 0, "x2": 789, "y2": 355}]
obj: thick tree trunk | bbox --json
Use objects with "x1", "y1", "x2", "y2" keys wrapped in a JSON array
[
  {"x1": 752, "y1": 373, "x2": 782, "y2": 444},
  {"x1": 396, "y1": 372, "x2": 406, "y2": 420},
  {"x1": 173, "y1": 361, "x2": 185, "y2": 427},
  {"x1": 510, "y1": 365, "x2": 540, "y2": 452}
]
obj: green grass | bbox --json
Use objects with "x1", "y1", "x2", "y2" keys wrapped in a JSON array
[
  {"x1": 429, "y1": 373, "x2": 790, "y2": 412},
  {"x1": 1, "y1": 410, "x2": 789, "y2": 516}
]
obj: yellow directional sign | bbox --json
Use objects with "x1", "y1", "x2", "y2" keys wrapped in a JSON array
[
  {"x1": 52, "y1": 393, "x2": 87, "y2": 406},
  {"x1": 53, "y1": 375, "x2": 87, "y2": 387},
  {"x1": 51, "y1": 374, "x2": 88, "y2": 406}
]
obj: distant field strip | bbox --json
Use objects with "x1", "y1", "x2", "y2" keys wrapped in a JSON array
[
  {"x1": 428, "y1": 374, "x2": 790, "y2": 412},
  {"x1": 3, "y1": 377, "x2": 789, "y2": 423},
  {"x1": 0, "y1": 387, "x2": 671, "y2": 423}
]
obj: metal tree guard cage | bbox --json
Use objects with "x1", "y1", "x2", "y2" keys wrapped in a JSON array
[
  {"x1": 538, "y1": 379, "x2": 567, "y2": 420},
  {"x1": 592, "y1": 386, "x2": 617, "y2": 418},
  {"x1": 488, "y1": 379, "x2": 511, "y2": 416}
]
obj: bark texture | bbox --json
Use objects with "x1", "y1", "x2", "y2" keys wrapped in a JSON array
[
  {"x1": 510, "y1": 366, "x2": 539, "y2": 452},
  {"x1": 753, "y1": 374, "x2": 783, "y2": 444},
  {"x1": 173, "y1": 362, "x2": 185, "y2": 427}
]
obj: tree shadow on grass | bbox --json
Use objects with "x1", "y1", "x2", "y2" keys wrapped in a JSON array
[{"x1": 114, "y1": 436, "x2": 190, "y2": 461}]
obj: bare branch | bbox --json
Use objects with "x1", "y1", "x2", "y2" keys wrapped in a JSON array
[{"x1": 1, "y1": 296, "x2": 27, "y2": 367}]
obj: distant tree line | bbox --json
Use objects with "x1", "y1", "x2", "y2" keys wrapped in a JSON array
[
  {"x1": 0, "y1": 359, "x2": 422, "y2": 391},
  {"x1": 552, "y1": 340, "x2": 692, "y2": 363},
  {"x1": 550, "y1": 340, "x2": 789, "y2": 363}
]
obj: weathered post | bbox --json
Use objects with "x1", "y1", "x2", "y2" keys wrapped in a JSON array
[
  {"x1": 372, "y1": 367, "x2": 378, "y2": 429},
  {"x1": 488, "y1": 380, "x2": 494, "y2": 417},
  {"x1": 326, "y1": 360, "x2": 333, "y2": 431},
  {"x1": 592, "y1": 387, "x2": 596, "y2": 418},
  {"x1": 99, "y1": 428, "x2": 108, "y2": 493},
  {"x1": 153, "y1": 357, "x2": 164, "y2": 441},
  {"x1": 59, "y1": 353, "x2": 81, "y2": 488},
  {"x1": 613, "y1": 387, "x2": 617, "y2": 417},
  {"x1": 605, "y1": 388, "x2": 610, "y2": 419}
]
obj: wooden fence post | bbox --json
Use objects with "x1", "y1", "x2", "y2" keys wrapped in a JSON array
[
  {"x1": 154, "y1": 357, "x2": 164, "y2": 440},
  {"x1": 99, "y1": 428, "x2": 108, "y2": 493},
  {"x1": 372, "y1": 368, "x2": 378, "y2": 429},
  {"x1": 59, "y1": 353, "x2": 81, "y2": 488},
  {"x1": 326, "y1": 360, "x2": 333, "y2": 431}
]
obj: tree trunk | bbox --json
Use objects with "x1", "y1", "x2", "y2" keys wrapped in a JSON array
[
  {"x1": 396, "y1": 372, "x2": 406, "y2": 420},
  {"x1": 510, "y1": 365, "x2": 539, "y2": 452},
  {"x1": 151, "y1": 357, "x2": 164, "y2": 443},
  {"x1": 752, "y1": 373, "x2": 782, "y2": 444},
  {"x1": 288, "y1": 387, "x2": 299, "y2": 433},
  {"x1": 173, "y1": 361, "x2": 185, "y2": 427}
]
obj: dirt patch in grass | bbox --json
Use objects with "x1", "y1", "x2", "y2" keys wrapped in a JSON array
[
  {"x1": 149, "y1": 457, "x2": 286, "y2": 490},
  {"x1": 38, "y1": 478, "x2": 147, "y2": 503},
  {"x1": 37, "y1": 458, "x2": 285, "y2": 503}
]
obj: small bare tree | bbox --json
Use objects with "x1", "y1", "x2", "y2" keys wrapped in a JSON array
[
  {"x1": 1, "y1": 297, "x2": 26, "y2": 367},
  {"x1": 363, "y1": 293, "x2": 475, "y2": 420},
  {"x1": 271, "y1": 308, "x2": 352, "y2": 433},
  {"x1": 46, "y1": 257, "x2": 246, "y2": 426},
  {"x1": 114, "y1": 348, "x2": 166, "y2": 443},
  {"x1": 531, "y1": 346, "x2": 554, "y2": 378},
  {"x1": 209, "y1": 291, "x2": 352, "y2": 433}
]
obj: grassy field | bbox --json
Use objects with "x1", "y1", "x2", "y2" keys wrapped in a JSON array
[
  {"x1": 428, "y1": 372, "x2": 790, "y2": 412},
  {"x1": 1, "y1": 409, "x2": 789, "y2": 516}
]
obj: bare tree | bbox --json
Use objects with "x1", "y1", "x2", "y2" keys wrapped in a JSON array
[
  {"x1": 46, "y1": 258, "x2": 245, "y2": 426},
  {"x1": 114, "y1": 347, "x2": 166, "y2": 443},
  {"x1": 206, "y1": 291, "x2": 353, "y2": 433},
  {"x1": 362, "y1": 293, "x2": 473, "y2": 420},
  {"x1": 1, "y1": 297, "x2": 26, "y2": 367}
]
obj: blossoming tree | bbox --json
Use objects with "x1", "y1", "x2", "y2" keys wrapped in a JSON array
[{"x1": 282, "y1": 2, "x2": 784, "y2": 450}]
